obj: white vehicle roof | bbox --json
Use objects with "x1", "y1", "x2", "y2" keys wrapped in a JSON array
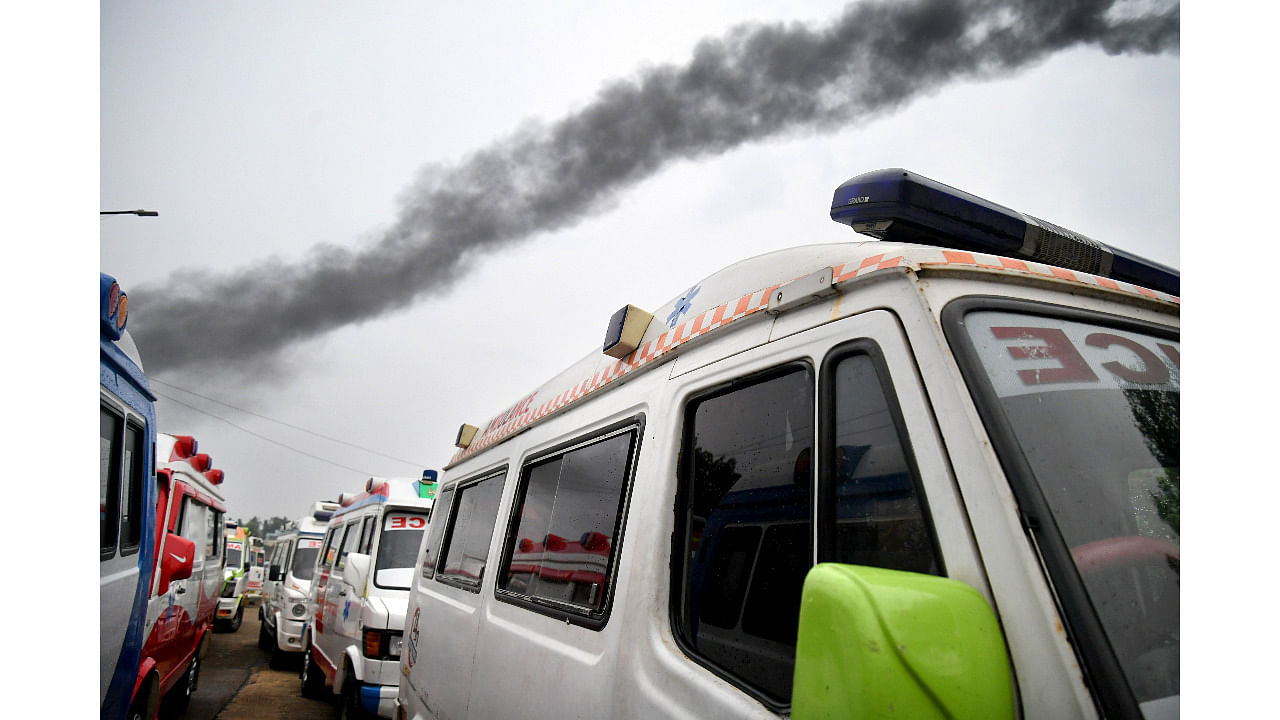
[{"x1": 449, "y1": 240, "x2": 1178, "y2": 468}]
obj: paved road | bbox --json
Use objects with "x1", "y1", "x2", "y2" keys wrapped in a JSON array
[{"x1": 164, "y1": 600, "x2": 339, "y2": 720}]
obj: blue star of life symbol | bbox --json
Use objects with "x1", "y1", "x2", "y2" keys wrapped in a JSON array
[
  {"x1": 343, "y1": 599, "x2": 351, "y2": 621},
  {"x1": 667, "y1": 285, "x2": 700, "y2": 328}
]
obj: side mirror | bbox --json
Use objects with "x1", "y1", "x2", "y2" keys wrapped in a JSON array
[
  {"x1": 157, "y1": 533, "x2": 196, "y2": 596},
  {"x1": 343, "y1": 552, "x2": 372, "y2": 594},
  {"x1": 269, "y1": 565, "x2": 282, "y2": 582},
  {"x1": 791, "y1": 563, "x2": 1015, "y2": 720}
]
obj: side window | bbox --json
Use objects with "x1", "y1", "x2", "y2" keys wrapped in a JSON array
[
  {"x1": 179, "y1": 498, "x2": 208, "y2": 564},
  {"x1": 824, "y1": 348, "x2": 942, "y2": 575},
  {"x1": 360, "y1": 516, "x2": 377, "y2": 554},
  {"x1": 437, "y1": 471, "x2": 505, "y2": 591},
  {"x1": 676, "y1": 364, "x2": 814, "y2": 706},
  {"x1": 209, "y1": 510, "x2": 223, "y2": 560},
  {"x1": 118, "y1": 421, "x2": 145, "y2": 555},
  {"x1": 319, "y1": 526, "x2": 341, "y2": 570},
  {"x1": 336, "y1": 521, "x2": 360, "y2": 572},
  {"x1": 419, "y1": 486, "x2": 455, "y2": 580},
  {"x1": 100, "y1": 406, "x2": 123, "y2": 557},
  {"x1": 497, "y1": 421, "x2": 641, "y2": 624}
]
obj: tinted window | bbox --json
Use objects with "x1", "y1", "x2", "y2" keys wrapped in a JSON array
[
  {"x1": 100, "y1": 407, "x2": 122, "y2": 555},
  {"x1": 336, "y1": 520, "x2": 361, "y2": 572},
  {"x1": 828, "y1": 351, "x2": 941, "y2": 576},
  {"x1": 119, "y1": 422, "x2": 145, "y2": 554},
  {"x1": 678, "y1": 365, "x2": 813, "y2": 705},
  {"x1": 319, "y1": 526, "x2": 341, "y2": 570},
  {"x1": 498, "y1": 424, "x2": 639, "y2": 620},
  {"x1": 439, "y1": 473, "x2": 505, "y2": 588},
  {"x1": 420, "y1": 486, "x2": 455, "y2": 580},
  {"x1": 360, "y1": 516, "x2": 377, "y2": 554}
]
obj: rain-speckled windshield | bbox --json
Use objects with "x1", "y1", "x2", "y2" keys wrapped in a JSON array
[{"x1": 954, "y1": 308, "x2": 1178, "y2": 717}]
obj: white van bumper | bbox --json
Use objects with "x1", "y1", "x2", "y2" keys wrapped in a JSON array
[{"x1": 356, "y1": 682, "x2": 397, "y2": 719}]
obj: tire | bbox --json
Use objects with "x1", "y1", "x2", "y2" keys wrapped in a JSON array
[
  {"x1": 227, "y1": 604, "x2": 244, "y2": 632},
  {"x1": 300, "y1": 645, "x2": 326, "y2": 699},
  {"x1": 268, "y1": 641, "x2": 291, "y2": 670},
  {"x1": 164, "y1": 654, "x2": 200, "y2": 714},
  {"x1": 339, "y1": 665, "x2": 372, "y2": 720},
  {"x1": 258, "y1": 614, "x2": 273, "y2": 650}
]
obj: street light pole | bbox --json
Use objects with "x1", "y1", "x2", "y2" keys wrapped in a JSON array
[{"x1": 101, "y1": 209, "x2": 159, "y2": 216}]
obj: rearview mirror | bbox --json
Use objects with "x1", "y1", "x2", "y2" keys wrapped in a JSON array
[
  {"x1": 157, "y1": 533, "x2": 196, "y2": 596},
  {"x1": 791, "y1": 563, "x2": 1014, "y2": 720},
  {"x1": 343, "y1": 552, "x2": 372, "y2": 595}
]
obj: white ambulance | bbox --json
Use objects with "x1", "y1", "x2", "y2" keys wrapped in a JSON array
[
  {"x1": 259, "y1": 501, "x2": 339, "y2": 667},
  {"x1": 217, "y1": 524, "x2": 253, "y2": 631},
  {"x1": 135, "y1": 433, "x2": 228, "y2": 719},
  {"x1": 300, "y1": 474, "x2": 436, "y2": 718},
  {"x1": 396, "y1": 169, "x2": 1180, "y2": 720}
]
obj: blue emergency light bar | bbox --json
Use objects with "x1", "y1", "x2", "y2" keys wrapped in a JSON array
[{"x1": 829, "y1": 169, "x2": 1179, "y2": 296}]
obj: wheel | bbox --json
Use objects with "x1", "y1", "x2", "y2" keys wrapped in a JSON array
[
  {"x1": 227, "y1": 604, "x2": 244, "y2": 632},
  {"x1": 164, "y1": 654, "x2": 200, "y2": 713},
  {"x1": 268, "y1": 640, "x2": 291, "y2": 670},
  {"x1": 339, "y1": 665, "x2": 372, "y2": 720},
  {"x1": 300, "y1": 645, "x2": 326, "y2": 699},
  {"x1": 258, "y1": 614, "x2": 273, "y2": 650}
]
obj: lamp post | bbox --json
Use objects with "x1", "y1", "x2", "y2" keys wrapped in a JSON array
[{"x1": 101, "y1": 209, "x2": 159, "y2": 216}]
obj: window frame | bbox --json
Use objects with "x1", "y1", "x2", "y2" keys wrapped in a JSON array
[
  {"x1": 493, "y1": 415, "x2": 645, "y2": 630},
  {"x1": 670, "y1": 360, "x2": 816, "y2": 711},
  {"x1": 100, "y1": 403, "x2": 124, "y2": 559},
  {"x1": 816, "y1": 339, "x2": 944, "y2": 573},
  {"x1": 433, "y1": 467, "x2": 509, "y2": 594}
]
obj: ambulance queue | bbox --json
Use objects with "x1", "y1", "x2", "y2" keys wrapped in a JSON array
[{"x1": 104, "y1": 168, "x2": 1179, "y2": 720}]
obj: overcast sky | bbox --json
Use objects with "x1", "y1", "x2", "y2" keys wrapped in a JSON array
[{"x1": 92, "y1": 0, "x2": 1188, "y2": 524}]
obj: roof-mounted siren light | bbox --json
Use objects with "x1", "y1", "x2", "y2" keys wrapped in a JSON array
[
  {"x1": 603, "y1": 305, "x2": 653, "y2": 359},
  {"x1": 190, "y1": 453, "x2": 213, "y2": 473},
  {"x1": 829, "y1": 168, "x2": 1179, "y2": 296},
  {"x1": 204, "y1": 469, "x2": 225, "y2": 485},
  {"x1": 169, "y1": 435, "x2": 198, "y2": 461},
  {"x1": 100, "y1": 274, "x2": 130, "y2": 340},
  {"x1": 418, "y1": 470, "x2": 439, "y2": 499},
  {"x1": 455, "y1": 424, "x2": 479, "y2": 449}
]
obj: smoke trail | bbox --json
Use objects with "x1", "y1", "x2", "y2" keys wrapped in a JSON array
[{"x1": 133, "y1": 0, "x2": 1178, "y2": 374}]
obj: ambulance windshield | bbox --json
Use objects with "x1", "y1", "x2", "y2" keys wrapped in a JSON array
[{"x1": 952, "y1": 307, "x2": 1179, "y2": 716}]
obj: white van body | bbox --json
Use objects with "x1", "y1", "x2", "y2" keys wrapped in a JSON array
[
  {"x1": 396, "y1": 171, "x2": 1179, "y2": 720},
  {"x1": 260, "y1": 501, "x2": 338, "y2": 666},
  {"x1": 301, "y1": 478, "x2": 435, "y2": 718}
]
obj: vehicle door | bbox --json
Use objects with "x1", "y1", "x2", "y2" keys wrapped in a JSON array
[
  {"x1": 315, "y1": 521, "x2": 352, "y2": 665},
  {"x1": 331, "y1": 514, "x2": 368, "y2": 659},
  {"x1": 641, "y1": 306, "x2": 989, "y2": 717}
]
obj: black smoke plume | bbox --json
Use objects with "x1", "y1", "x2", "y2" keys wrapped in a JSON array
[{"x1": 133, "y1": 0, "x2": 1178, "y2": 374}]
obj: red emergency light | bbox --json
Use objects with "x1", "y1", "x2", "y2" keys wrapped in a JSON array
[
  {"x1": 190, "y1": 453, "x2": 213, "y2": 473},
  {"x1": 204, "y1": 469, "x2": 225, "y2": 485},
  {"x1": 169, "y1": 435, "x2": 198, "y2": 461}
]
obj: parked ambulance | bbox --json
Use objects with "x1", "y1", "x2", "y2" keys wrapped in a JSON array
[
  {"x1": 300, "y1": 474, "x2": 436, "y2": 718},
  {"x1": 259, "y1": 500, "x2": 339, "y2": 667},
  {"x1": 133, "y1": 433, "x2": 228, "y2": 719},
  {"x1": 246, "y1": 536, "x2": 266, "y2": 598},
  {"x1": 396, "y1": 169, "x2": 1179, "y2": 720},
  {"x1": 218, "y1": 524, "x2": 252, "y2": 631}
]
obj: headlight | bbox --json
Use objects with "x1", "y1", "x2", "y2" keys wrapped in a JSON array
[{"x1": 290, "y1": 602, "x2": 307, "y2": 618}]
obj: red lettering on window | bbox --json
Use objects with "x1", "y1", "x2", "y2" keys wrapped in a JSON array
[
  {"x1": 1085, "y1": 333, "x2": 1170, "y2": 384},
  {"x1": 991, "y1": 326, "x2": 1098, "y2": 385},
  {"x1": 408, "y1": 517, "x2": 426, "y2": 529},
  {"x1": 391, "y1": 516, "x2": 406, "y2": 529}
]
